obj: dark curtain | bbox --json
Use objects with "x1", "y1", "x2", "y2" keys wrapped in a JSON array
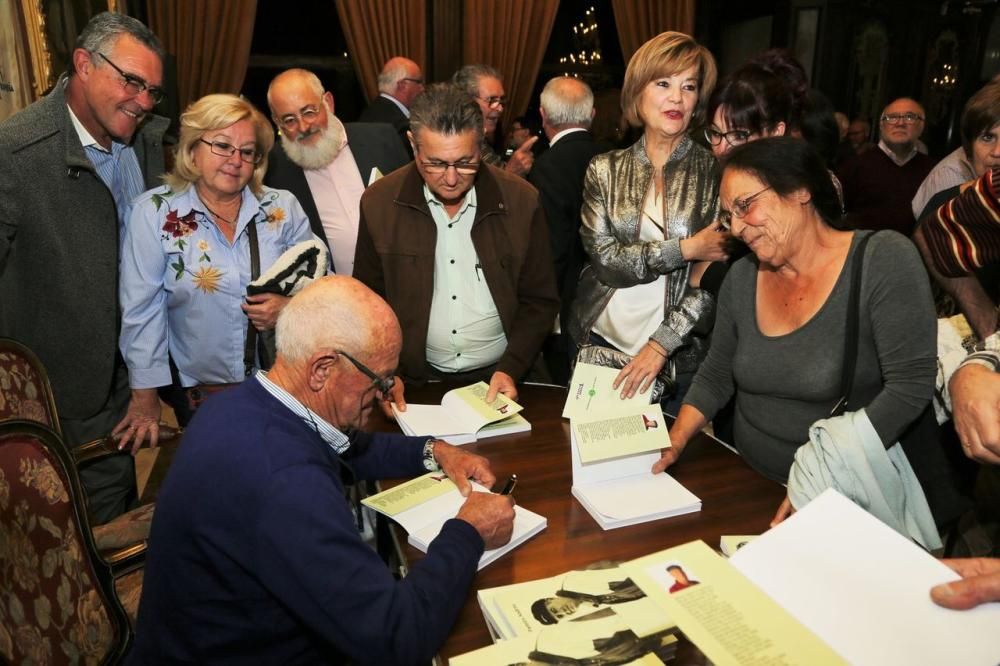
[
  {"x1": 335, "y1": 0, "x2": 428, "y2": 103},
  {"x1": 461, "y1": 0, "x2": 559, "y2": 127},
  {"x1": 147, "y1": 0, "x2": 257, "y2": 113},
  {"x1": 611, "y1": 0, "x2": 695, "y2": 64}
]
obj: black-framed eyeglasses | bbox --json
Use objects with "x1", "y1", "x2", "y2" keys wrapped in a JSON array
[
  {"x1": 277, "y1": 106, "x2": 322, "y2": 131},
  {"x1": 704, "y1": 127, "x2": 752, "y2": 148},
  {"x1": 880, "y1": 112, "x2": 924, "y2": 125},
  {"x1": 96, "y1": 52, "x2": 165, "y2": 105},
  {"x1": 719, "y1": 186, "x2": 772, "y2": 228},
  {"x1": 198, "y1": 139, "x2": 263, "y2": 165},
  {"x1": 337, "y1": 350, "x2": 395, "y2": 396},
  {"x1": 418, "y1": 159, "x2": 481, "y2": 175},
  {"x1": 477, "y1": 95, "x2": 507, "y2": 109}
]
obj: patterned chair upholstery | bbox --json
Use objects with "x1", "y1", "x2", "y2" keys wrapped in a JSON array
[
  {"x1": 0, "y1": 337, "x2": 162, "y2": 555},
  {"x1": 0, "y1": 420, "x2": 143, "y2": 663},
  {"x1": 0, "y1": 339, "x2": 59, "y2": 429}
]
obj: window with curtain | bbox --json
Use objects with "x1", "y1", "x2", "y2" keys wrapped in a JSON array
[{"x1": 241, "y1": 0, "x2": 363, "y2": 124}]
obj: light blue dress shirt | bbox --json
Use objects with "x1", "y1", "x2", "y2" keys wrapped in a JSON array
[
  {"x1": 120, "y1": 184, "x2": 314, "y2": 389},
  {"x1": 423, "y1": 184, "x2": 507, "y2": 372}
]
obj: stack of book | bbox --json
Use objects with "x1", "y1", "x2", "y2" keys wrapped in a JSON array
[
  {"x1": 455, "y1": 490, "x2": 1000, "y2": 665},
  {"x1": 563, "y1": 363, "x2": 701, "y2": 529},
  {"x1": 459, "y1": 564, "x2": 679, "y2": 664}
]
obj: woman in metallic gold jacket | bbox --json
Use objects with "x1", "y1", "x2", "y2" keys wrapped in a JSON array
[{"x1": 568, "y1": 32, "x2": 729, "y2": 413}]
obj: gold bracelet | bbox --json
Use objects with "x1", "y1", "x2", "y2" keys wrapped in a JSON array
[{"x1": 647, "y1": 342, "x2": 667, "y2": 358}]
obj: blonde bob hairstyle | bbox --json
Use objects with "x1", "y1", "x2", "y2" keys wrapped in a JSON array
[
  {"x1": 164, "y1": 93, "x2": 274, "y2": 196},
  {"x1": 620, "y1": 31, "x2": 718, "y2": 129}
]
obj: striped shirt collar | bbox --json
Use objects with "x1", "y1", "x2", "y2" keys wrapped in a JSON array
[
  {"x1": 255, "y1": 372, "x2": 350, "y2": 454},
  {"x1": 67, "y1": 102, "x2": 109, "y2": 153}
]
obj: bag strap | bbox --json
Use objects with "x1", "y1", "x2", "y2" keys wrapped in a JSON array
[
  {"x1": 831, "y1": 231, "x2": 877, "y2": 416},
  {"x1": 244, "y1": 220, "x2": 261, "y2": 377}
]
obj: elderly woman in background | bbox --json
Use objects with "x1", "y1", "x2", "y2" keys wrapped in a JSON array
[
  {"x1": 568, "y1": 31, "x2": 729, "y2": 414},
  {"x1": 114, "y1": 93, "x2": 313, "y2": 447},
  {"x1": 655, "y1": 138, "x2": 936, "y2": 507}
]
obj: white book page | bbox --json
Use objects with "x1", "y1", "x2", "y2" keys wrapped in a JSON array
[
  {"x1": 392, "y1": 403, "x2": 465, "y2": 437},
  {"x1": 409, "y1": 504, "x2": 547, "y2": 568},
  {"x1": 389, "y1": 479, "x2": 471, "y2": 534},
  {"x1": 580, "y1": 473, "x2": 700, "y2": 521},
  {"x1": 571, "y1": 428, "x2": 660, "y2": 486},
  {"x1": 730, "y1": 489, "x2": 1000, "y2": 666}
]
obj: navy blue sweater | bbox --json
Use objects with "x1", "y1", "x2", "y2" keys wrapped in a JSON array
[{"x1": 128, "y1": 378, "x2": 484, "y2": 665}]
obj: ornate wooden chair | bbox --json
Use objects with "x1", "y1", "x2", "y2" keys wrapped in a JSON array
[
  {"x1": 0, "y1": 337, "x2": 174, "y2": 554},
  {"x1": 0, "y1": 420, "x2": 145, "y2": 663}
]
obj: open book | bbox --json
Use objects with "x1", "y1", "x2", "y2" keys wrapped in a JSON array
[
  {"x1": 624, "y1": 490, "x2": 1000, "y2": 666},
  {"x1": 569, "y1": 404, "x2": 701, "y2": 530},
  {"x1": 361, "y1": 472, "x2": 546, "y2": 570},
  {"x1": 392, "y1": 382, "x2": 530, "y2": 445}
]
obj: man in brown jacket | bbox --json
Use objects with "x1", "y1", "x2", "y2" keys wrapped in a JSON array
[{"x1": 355, "y1": 84, "x2": 558, "y2": 404}]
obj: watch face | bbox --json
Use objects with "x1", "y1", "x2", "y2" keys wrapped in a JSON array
[{"x1": 422, "y1": 440, "x2": 438, "y2": 470}]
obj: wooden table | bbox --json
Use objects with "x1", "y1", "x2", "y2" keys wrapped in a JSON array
[{"x1": 371, "y1": 382, "x2": 785, "y2": 661}]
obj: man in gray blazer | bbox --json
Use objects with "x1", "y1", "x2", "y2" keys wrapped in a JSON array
[
  {"x1": 265, "y1": 68, "x2": 410, "y2": 276},
  {"x1": 0, "y1": 12, "x2": 168, "y2": 522}
]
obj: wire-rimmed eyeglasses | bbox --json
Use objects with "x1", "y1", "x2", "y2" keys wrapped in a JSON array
[
  {"x1": 880, "y1": 112, "x2": 924, "y2": 125},
  {"x1": 418, "y1": 159, "x2": 481, "y2": 175},
  {"x1": 719, "y1": 186, "x2": 772, "y2": 228},
  {"x1": 198, "y1": 139, "x2": 263, "y2": 165},
  {"x1": 477, "y1": 95, "x2": 507, "y2": 109}
]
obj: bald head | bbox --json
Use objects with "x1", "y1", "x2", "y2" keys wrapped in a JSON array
[
  {"x1": 378, "y1": 56, "x2": 424, "y2": 108},
  {"x1": 540, "y1": 76, "x2": 594, "y2": 137},
  {"x1": 268, "y1": 68, "x2": 325, "y2": 111},
  {"x1": 879, "y1": 97, "x2": 925, "y2": 152},
  {"x1": 276, "y1": 276, "x2": 401, "y2": 366}
]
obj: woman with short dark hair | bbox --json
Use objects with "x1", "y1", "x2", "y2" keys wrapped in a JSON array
[{"x1": 655, "y1": 138, "x2": 936, "y2": 495}]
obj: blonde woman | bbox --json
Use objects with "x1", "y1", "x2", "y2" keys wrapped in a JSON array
[
  {"x1": 568, "y1": 32, "x2": 729, "y2": 414},
  {"x1": 116, "y1": 94, "x2": 313, "y2": 444}
]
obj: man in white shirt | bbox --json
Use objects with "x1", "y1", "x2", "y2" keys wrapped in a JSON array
[{"x1": 265, "y1": 69, "x2": 409, "y2": 275}]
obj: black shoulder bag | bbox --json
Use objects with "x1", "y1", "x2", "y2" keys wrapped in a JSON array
[{"x1": 835, "y1": 231, "x2": 973, "y2": 530}]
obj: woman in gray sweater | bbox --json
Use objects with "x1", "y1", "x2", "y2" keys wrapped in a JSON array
[{"x1": 653, "y1": 138, "x2": 936, "y2": 495}]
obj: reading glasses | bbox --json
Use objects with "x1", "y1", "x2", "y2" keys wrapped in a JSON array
[
  {"x1": 719, "y1": 186, "x2": 772, "y2": 228},
  {"x1": 337, "y1": 350, "x2": 395, "y2": 396}
]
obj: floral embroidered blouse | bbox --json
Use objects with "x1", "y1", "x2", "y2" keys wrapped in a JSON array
[{"x1": 120, "y1": 185, "x2": 314, "y2": 389}]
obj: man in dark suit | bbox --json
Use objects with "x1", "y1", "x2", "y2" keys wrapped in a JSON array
[
  {"x1": 358, "y1": 56, "x2": 423, "y2": 156},
  {"x1": 0, "y1": 12, "x2": 168, "y2": 521},
  {"x1": 528, "y1": 76, "x2": 605, "y2": 384},
  {"x1": 265, "y1": 69, "x2": 409, "y2": 276}
]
